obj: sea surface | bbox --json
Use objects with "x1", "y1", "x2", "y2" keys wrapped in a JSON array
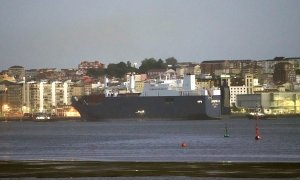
[{"x1": 0, "y1": 118, "x2": 299, "y2": 162}]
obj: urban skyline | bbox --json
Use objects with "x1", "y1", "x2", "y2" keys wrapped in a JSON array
[{"x1": 1, "y1": 56, "x2": 300, "y2": 72}]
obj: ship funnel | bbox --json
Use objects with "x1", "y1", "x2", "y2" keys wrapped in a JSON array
[
  {"x1": 129, "y1": 73, "x2": 135, "y2": 93},
  {"x1": 104, "y1": 76, "x2": 108, "y2": 88},
  {"x1": 183, "y1": 74, "x2": 196, "y2": 91}
]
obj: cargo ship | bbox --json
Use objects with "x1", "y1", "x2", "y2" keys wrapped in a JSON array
[{"x1": 71, "y1": 74, "x2": 225, "y2": 120}]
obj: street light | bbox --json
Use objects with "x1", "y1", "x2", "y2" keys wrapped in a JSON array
[{"x1": 2, "y1": 104, "x2": 9, "y2": 112}]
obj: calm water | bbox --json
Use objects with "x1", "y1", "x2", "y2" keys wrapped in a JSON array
[{"x1": 0, "y1": 118, "x2": 299, "y2": 162}]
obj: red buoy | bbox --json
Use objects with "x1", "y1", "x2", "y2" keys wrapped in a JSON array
[
  {"x1": 255, "y1": 127, "x2": 261, "y2": 140},
  {"x1": 181, "y1": 143, "x2": 187, "y2": 148},
  {"x1": 255, "y1": 135, "x2": 261, "y2": 140}
]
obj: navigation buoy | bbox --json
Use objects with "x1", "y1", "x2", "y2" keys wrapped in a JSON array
[
  {"x1": 181, "y1": 143, "x2": 187, "y2": 148},
  {"x1": 224, "y1": 124, "x2": 229, "y2": 138},
  {"x1": 255, "y1": 135, "x2": 261, "y2": 140},
  {"x1": 255, "y1": 127, "x2": 261, "y2": 140},
  {"x1": 254, "y1": 106, "x2": 262, "y2": 141}
]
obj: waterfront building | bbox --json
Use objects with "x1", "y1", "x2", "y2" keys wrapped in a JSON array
[
  {"x1": 230, "y1": 86, "x2": 247, "y2": 107},
  {"x1": 22, "y1": 81, "x2": 74, "y2": 114},
  {"x1": 51, "y1": 81, "x2": 73, "y2": 107},
  {"x1": 38, "y1": 82, "x2": 52, "y2": 113},
  {"x1": 63, "y1": 81, "x2": 73, "y2": 105},
  {"x1": 0, "y1": 81, "x2": 10, "y2": 115},
  {"x1": 26, "y1": 82, "x2": 39, "y2": 113},
  {"x1": 236, "y1": 91, "x2": 300, "y2": 114},
  {"x1": 219, "y1": 73, "x2": 256, "y2": 107},
  {"x1": 6, "y1": 81, "x2": 23, "y2": 115}
]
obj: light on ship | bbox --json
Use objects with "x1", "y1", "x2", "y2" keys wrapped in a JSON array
[{"x1": 136, "y1": 110, "x2": 145, "y2": 114}]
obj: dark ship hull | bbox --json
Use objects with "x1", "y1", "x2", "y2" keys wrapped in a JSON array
[{"x1": 71, "y1": 95, "x2": 221, "y2": 120}]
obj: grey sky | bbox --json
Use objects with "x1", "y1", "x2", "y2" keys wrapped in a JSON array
[{"x1": 0, "y1": 0, "x2": 300, "y2": 70}]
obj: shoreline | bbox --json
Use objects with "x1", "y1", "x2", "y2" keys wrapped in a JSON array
[
  {"x1": 0, "y1": 116, "x2": 82, "y2": 122},
  {"x1": 1, "y1": 113, "x2": 300, "y2": 122},
  {"x1": 0, "y1": 160, "x2": 299, "y2": 178}
]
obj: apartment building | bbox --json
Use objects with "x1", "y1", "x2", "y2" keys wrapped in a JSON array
[
  {"x1": 6, "y1": 81, "x2": 23, "y2": 114},
  {"x1": 230, "y1": 86, "x2": 247, "y2": 106},
  {"x1": 23, "y1": 81, "x2": 74, "y2": 114}
]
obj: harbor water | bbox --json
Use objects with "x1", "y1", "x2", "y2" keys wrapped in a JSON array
[{"x1": 0, "y1": 118, "x2": 299, "y2": 162}]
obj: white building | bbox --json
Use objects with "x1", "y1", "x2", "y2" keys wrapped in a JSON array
[
  {"x1": 228, "y1": 74, "x2": 255, "y2": 107},
  {"x1": 23, "y1": 81, "x2": 74, "y2": 113},
  {"x1": 230, "y1": 86, "x2": 247, "y2": 106}
]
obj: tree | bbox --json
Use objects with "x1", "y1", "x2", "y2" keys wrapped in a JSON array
[
  {"x1": 86, "y1": 68, "x2": 105, "y2": 78},
  {"x1": 139, "y1": 58, "x2": 167, "y2": 73},
  {"x1": 165, "y1": 57, "x2": 178, "y2": 67},
  {"x1": 106, "y1": 63, "x2": 127, "y2": 78},
  {"x1": 106, "y1": 61, "x2": 139, "y2": 78},
  {"x1": 139, "y1": 58, "x2": 157, "y2": 73},
  {"x1": 157, "y1": 59, "x2": 166, "y2": 68},
  {"x1": 126, "y1": 61, "x2": 140, "y2": 73}
]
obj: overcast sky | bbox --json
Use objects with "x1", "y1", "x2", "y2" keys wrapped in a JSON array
[{"x1": 1, "y1": 0, "x2": 300, "y2": 70}]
